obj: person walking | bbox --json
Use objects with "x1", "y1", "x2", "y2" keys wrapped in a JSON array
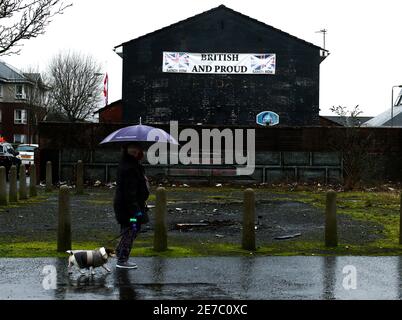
[{"x1": 114, "y1": 142, "x2": 150, "y2": 269}]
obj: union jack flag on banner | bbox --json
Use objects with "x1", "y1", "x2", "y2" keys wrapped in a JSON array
[
  {"x1": 163, "y1": 52, "x2": 190, "y2": 72},
  {"x1": 250, "y1": 54, "x2": 276, "y2": 74}
]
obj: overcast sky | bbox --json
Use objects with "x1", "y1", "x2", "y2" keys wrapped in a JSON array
[{"x1": 2, "y1": 0, "x2": 402, "y2": 117}]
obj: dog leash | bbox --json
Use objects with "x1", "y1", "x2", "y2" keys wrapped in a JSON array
[
  {"x1": 107, "y1": 218, "x2": 139, "y2": 244},
  {"x1": 107, "y1": 231, "x2": 126, "y2": 244},
  {"x1": 107, "y1": 226, "x2": 132, "y2": 244}
]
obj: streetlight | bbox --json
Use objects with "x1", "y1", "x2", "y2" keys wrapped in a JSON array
[{"x1": 391, "y1": 85, "x2": 402, "y2": 127}]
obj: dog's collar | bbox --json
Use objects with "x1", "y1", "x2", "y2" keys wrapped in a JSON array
[{"x1": 99, "y1": 247, "x2": 108, "y2": 260}]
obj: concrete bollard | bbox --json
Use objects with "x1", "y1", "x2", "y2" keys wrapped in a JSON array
[
  {"x1": 0, "y1": 167, "x2": 7, "y2": 206},
  {"x1": 46, "y1": 161, "x2": 53, "y2": 192},
  {"x1": 76, "y1": 160, "x2": 84, "y2": 195},
  {"x1": 29, "y1": 164, "x2": 37, "y2": 198},
  {"x1": 325, "y1": 191, "x2": 338, "y2": 247},
  {"x1": 57, "y1": 185, "x2": 71, "y2": 252},
  {"x1": 154, "y1": 187, "x2": 168, "y2": 252},
  {"x1": 399, "y1": 193, "x2": 402, "y2": 245},
  {"x1": 242, "y1": 188, "x2": 256, "y2": 251},
  {"x1": 9, "y1": 166, "x2": 18, "y2": 203},
  {"x1": 19, "y1": 165, "x2": 28, "y2": 200}
]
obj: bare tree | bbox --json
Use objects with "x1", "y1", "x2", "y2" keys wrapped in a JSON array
[
  {"x1": 23, "y1": 68, "x2": 51, "y2": 142},
  {"x1": 48, "y1": 52, "x2": 103, "y2": 122},
  {"x1": 0, "y1": 0, "x2": 71, "y2": 55},
  {"x1": 329, "y1": 105, "x2": 373, "y2": 190}
]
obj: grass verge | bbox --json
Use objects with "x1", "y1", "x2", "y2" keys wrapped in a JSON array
[
  {"x1": 2, "y1": 238, "x2": 402, "y2": 258},
  {"x1": 1, "y1": 188, "x2": 402, "y2": 258}
]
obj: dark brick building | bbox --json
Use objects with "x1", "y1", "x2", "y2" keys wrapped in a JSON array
[
  {"x1": 95, "y1": 99, "x2": 123, "y2": 123},
  {"x1": 116, "y1": 5, "x2": 328, "y2": 126},
  {"x1": 0, "y1": 61, "x2": 47, "y2": 144}
]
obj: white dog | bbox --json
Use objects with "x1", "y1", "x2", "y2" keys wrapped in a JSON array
[{"x1": 66, "y1": 247, "x2": 115, "y2": 275}]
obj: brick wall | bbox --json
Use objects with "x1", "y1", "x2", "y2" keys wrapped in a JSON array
[
  {"x1": 38, "y1": 122, "x2": 402, "y2": 184},
  {"x1": 0, "y1": 102, "x2": 39, "y2": 143},
  {"x1": 98, "y1": 100, "x2": 123, "y2": 123}
]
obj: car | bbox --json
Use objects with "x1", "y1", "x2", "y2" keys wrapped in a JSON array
[
  {"x1": 0, "y1": 143, "x2": 21, "y2": 175},
  {"x1": 16, "y1": 144, "x2": 39, "y2": 167}
]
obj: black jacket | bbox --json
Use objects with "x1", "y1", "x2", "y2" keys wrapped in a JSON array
[{"x1": 113, "y1": 154, "x2": 150, "y2": 225}]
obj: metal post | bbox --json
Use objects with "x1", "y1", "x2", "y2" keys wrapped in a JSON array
[{"x1": 392, "y1": 87, "x2": 395, "y2": 128}]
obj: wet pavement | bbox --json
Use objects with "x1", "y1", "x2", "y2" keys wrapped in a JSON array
[{"x1": 1, "y1": 256, "x2": 402, "y2": 300}]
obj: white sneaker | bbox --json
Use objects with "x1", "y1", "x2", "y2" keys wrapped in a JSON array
[{"x1": 116, "y1": 261, "x2": 138, "y2": 269}]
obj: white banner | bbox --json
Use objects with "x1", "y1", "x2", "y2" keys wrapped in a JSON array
[{"x1": 162, "y1": 52, "x2": 276, "y2": 75}]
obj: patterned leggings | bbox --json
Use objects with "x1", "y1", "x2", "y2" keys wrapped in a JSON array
[{"x1": 116, "y1": 223, "x2": 141, "y2": 263}]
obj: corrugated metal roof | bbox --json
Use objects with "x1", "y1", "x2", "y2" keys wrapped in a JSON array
[{"x1": 363, "y1": 107, "x2": 402, "y2": 127}]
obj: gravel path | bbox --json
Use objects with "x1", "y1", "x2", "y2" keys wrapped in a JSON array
[{"x1": 0, "y1": 187, "x2": 383, "y2": 245}]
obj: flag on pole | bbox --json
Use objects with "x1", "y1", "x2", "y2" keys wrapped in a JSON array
[{"x1": 103, "y1": 73, "x2": 109, "y2": 106}]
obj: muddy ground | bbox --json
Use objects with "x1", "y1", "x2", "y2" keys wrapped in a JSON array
[{"x1": 0, "y1": 186, "x2": 383, "y2": 246}]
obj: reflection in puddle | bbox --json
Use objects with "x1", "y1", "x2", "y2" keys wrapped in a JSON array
[
  {"x1": 53, "y1": 259, "x2": 115, "y2": 299},
  {"x1": 115, "y1": 268, "x2": 137, "y2": 300},
  {"x1": 322, "y1": 256, "x2": 336, "y2": 300},
  {"x1": 239, "y1": 257, "x2": 256, "y2": 297}
]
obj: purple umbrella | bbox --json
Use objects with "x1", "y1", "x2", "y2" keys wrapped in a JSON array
[{"x1": 100, "y1": 124, "x2": 179, "y2": 146}]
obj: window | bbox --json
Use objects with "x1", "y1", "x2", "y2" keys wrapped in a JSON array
[
  {"x1": 15, "y1": 84, "x2": 25, "y2": 99},
  {"x1": 6, "y1": 145, "x2": 14, "y2": 155},
  {"x1": 0, "y1": 84, "x2": 3, "y2": 97},
  {"x1": 14, "y1": 109, "x2": 27, "y2": 124},
  {"x1": 13, "y1": 134, "x2": 27, "y2": 144},
  {"x1": 17, "y1": 145, "x2": 37, "y2": 152}
]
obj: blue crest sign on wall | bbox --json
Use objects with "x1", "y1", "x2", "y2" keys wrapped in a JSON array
[{"x1": 256, "y1": 111, "x2": 280, "y2": 126}]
